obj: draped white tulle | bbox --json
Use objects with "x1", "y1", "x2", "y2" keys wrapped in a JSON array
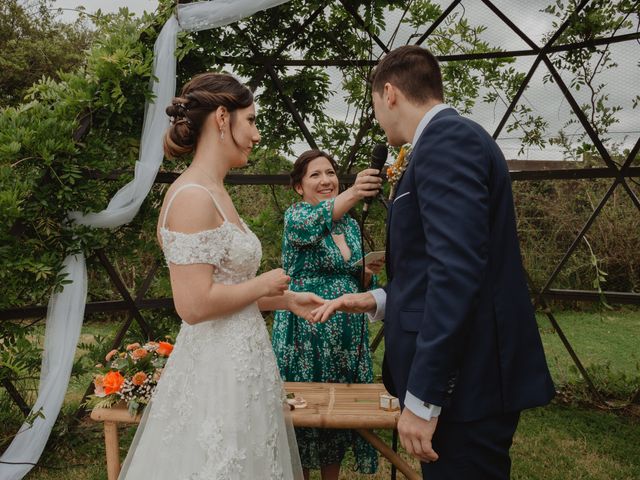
[{"x1": 0, "y1": 1, "x2": 289, "y2": 478}]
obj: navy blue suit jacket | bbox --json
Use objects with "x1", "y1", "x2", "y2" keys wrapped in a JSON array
[{"x1": 383, "y1": 108, "x2": 554, "y2": 422}]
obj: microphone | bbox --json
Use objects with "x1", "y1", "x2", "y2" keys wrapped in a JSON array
[{"x1": 362, "y1": 143, "x2": 388, "y2": 216}]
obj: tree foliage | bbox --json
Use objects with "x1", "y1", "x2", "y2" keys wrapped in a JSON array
[
  {"x1": 544, "y1": 0, "x2": 640, "y2": 157},
  {"x1": 0, "y1": 0, "x2": 94, "y2": 106}
]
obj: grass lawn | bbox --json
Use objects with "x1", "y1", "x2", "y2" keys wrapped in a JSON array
[
  {"x1": 4, "y1": 308, "x2": 638, "y2": 479},
  {"x1": 538, "y1": 310, "x2": 640, "y2": 390}
]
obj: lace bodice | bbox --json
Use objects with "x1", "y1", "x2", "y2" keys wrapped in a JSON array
[{"x1": 158, "y1": 184, "x2": 262, "y2": 284}]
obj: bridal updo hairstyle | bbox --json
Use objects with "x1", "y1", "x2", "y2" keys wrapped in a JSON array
[
  {"x1": 163, "y1": 72, "x2": 254, "y2": 159},
  {"x1": 289, "y1": 149, "x2": 340, "y2": 193}
]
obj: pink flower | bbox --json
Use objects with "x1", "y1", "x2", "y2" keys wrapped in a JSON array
[
  {"x1": 132, "y1": 371, "x2": 147, "y2": 386},
  {"x1": 105, "y1": 349, "x2": 118, "y2": 362},
  {"x1": 93, "y1": 375, "x2": 106, "y2": 398},
  {"x1": 131, "y1": 348, "x2": 148, "y2": 360}
]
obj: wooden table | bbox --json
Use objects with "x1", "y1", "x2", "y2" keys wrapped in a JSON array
[{"x1": 90, "y1": 382, "x2": 419, "y2": 480}]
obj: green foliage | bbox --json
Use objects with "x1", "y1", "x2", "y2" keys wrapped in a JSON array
[
  {"x1": 0, "y1": 0, "x2": 94, "y2": 106},
  {"x1": 0, "y1": 8, "x2": 162, "y2": 424},
  {"x1": 0, "y1": 9, "x2": 157, "y2": 309},
  {"x1": 566, "y1": 362, "x2": 640, "y2": 402},
  {"x1": 514, "y1": 166, "x2": 640, "y2": 295}
]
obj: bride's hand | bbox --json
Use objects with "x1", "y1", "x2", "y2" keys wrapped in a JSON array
[
  {"x1": 287, "y1": 292, "x2": 325, "y2": 322},
  {"x1": 257, "y1": 268, "x2": 290, "y2": 297}
]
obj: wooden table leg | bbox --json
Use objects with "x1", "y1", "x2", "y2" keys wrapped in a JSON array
[
  {"x1": 104, "y1": 421, "x2": 121, "y2": 480},
  {"x1": 356, "y1": 429, "x2": 421, "y2": 480}
]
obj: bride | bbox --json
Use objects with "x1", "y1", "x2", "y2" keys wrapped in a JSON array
[{"x1": 119, "y1": 72, "x2": 316, "y2": 479}]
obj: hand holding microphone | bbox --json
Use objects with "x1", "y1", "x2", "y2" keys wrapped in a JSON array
[
  {"x1": 351, "y1": 168, "x2": 384, "y2": 202},
  {"x1": 330, "y1": 144, "x2": 388, "y2": 222},
  {"x1": 360, "y1": 143, "x2": 388, "y2": 218}
]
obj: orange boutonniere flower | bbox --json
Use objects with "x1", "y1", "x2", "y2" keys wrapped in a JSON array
[
  {"x1": 103, "y1": 371, "x2": 125, "y2": 395},
  {"x1": 386, "y1": 146, "x2": 410, "y2": 199},
  {"x1": 157, "y1": 341, "x2": 174, "y2": 357}
]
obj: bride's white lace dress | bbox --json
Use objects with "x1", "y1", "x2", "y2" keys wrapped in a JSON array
[{"x1": 119, "y1": 184, "x2": 302, "y2": 480}]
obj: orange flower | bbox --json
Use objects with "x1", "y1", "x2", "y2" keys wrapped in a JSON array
[
  {"x1": 387, "y1": 146, "x2": 408, "y2": 185},
  {"x1": 131, "y1": 348, "x2": 148, "y2": 360},
  {"x1": 105, "y1": 349, "x2": 118, "y2": 362},
  {"x1": 126, "y1": 342, "x2": 141, "y2": 351},
  {"x1": 132, "y1": 371, "x2": 147, "y2": 386},
  {"x1": 103, "y1": 371, "x2": 125, "y2": 395},
  {"x1": 156, "y1": 341, "x2": 174, "y2": 357},
  {"x1": 387, "y1": 146, "x2": 410, "y2": 199}
]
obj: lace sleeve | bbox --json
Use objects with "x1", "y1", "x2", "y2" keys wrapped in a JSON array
[{"x1": 160, "y1": 229, "x2": 227, "y2": 266}]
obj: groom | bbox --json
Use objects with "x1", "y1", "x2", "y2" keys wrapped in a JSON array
[{"x1": 312, "y1": 45, "x2": 554, "y2": 479}]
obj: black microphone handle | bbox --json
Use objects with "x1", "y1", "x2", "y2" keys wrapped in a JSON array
[{"x1": 362, "y1": 144, "x2": 388, "y2": 214}]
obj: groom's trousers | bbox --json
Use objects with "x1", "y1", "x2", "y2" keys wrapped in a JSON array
[{"x1": 420, "y1": 411, "x2": 520, "y2": 480}]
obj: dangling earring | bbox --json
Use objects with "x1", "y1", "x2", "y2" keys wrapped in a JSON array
[{"x1": 219, "y1": 121, "x2": 225, "y2": 141}]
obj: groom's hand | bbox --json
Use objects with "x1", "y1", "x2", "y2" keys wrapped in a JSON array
[
  {"x1": 398, "y1": 407, "x2": 439, "y2": 463},
  {"x1": 310, "y1": 292, "x2": 376, "y2": 323}
]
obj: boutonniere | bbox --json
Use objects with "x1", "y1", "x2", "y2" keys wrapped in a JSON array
[{"x1": 386, "y1": 146, "x2": 409, "y2": 199}]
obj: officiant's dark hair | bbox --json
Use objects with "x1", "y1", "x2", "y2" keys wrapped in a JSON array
[
  {"x1": 370, "y1": 45, "x2": 443, "y2": 104},
  {"x1": 164, "y1": 72, "x2": 253, "y2": 159},
  {"x1": 290, "y1": 149, "x2": 340, "y2": 193}
]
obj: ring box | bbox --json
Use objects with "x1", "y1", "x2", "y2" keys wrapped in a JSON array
[{"x1": 379, "y1": 392, "x2": 400, "y2": 411}]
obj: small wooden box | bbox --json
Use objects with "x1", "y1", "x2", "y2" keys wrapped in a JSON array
[{"x1": 379, "y1": 393, "x2": 400, "y2": 411}]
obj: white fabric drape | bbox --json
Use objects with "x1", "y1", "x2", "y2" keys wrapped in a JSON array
[
  {"x1": 0, "y1": 1, "x2": 289, "y2": 478},
  {"x1": 0, "y1": 255, "x2": 86, "y2": 480}
]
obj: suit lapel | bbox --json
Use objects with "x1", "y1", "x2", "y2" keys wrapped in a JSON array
[
  {"x1": 385, "y1": 212, "x2": 392, "y2": 281},
  {"x1": 385, "y1": 151, "x2": 413, "y2": 281}
]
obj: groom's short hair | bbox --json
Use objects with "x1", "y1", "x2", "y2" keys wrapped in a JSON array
[{"x1": 370, "y1": 45, "x2": 443, "y2": 104}]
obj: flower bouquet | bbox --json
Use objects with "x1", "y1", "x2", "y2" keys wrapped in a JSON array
[{"x1": 89, "y1": 340, "x2": 174, "y2": 416}]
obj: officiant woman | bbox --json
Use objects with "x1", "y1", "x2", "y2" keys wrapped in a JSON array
[{"x1": 271, "y1": 149, "x2": 384, "y2": 480}]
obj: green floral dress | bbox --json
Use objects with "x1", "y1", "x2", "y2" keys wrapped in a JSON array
[{"x1": 272, "y1": 199, "x2": 378, "y2": 473}]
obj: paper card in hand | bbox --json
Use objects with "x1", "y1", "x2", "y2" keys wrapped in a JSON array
[{"x1": 352, "y1": 250, "x2": 385, "y2": 267}]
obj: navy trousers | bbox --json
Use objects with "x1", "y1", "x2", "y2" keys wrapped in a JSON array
[{"x1": 421, "y1": 412, "x2": 520, "y2": 480}]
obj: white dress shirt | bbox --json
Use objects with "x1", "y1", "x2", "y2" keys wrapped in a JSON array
[{"x1": 367, "y1": 103, "x2": 452, "y2": 421}]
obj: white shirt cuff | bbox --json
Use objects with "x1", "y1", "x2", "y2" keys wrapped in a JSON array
[
  {"x1": 366, "y1": 288, "x2": 386, "y2": 322},
  {"x1": 404, "y1": 391, "x2": 441, "y2": 421}
]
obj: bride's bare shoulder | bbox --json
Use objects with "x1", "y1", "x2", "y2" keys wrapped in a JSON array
[{"x1": 158, "y1": 181, "x2": 224, "y2": 235}]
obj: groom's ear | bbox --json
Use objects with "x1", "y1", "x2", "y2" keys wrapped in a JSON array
[{"x1": 385, "y1": 83, "x2": 398, "y2": 107}]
